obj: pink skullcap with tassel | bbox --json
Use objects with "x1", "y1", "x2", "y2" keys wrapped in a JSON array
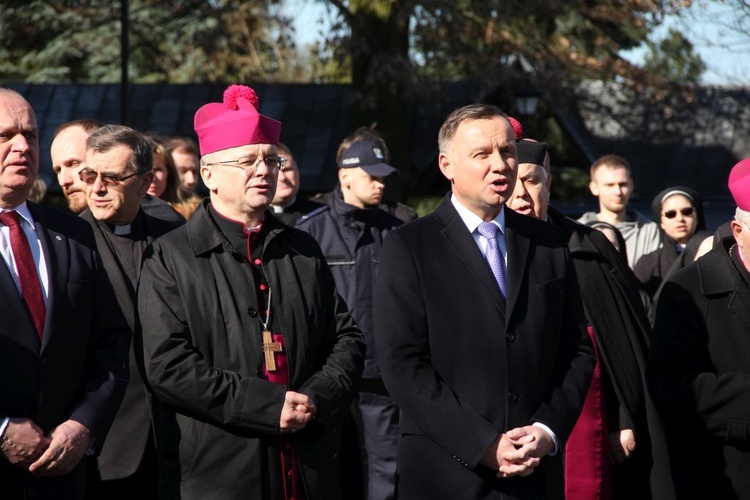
[
  {"x1": 194, "y1": 84, "x2": 282, "y2": 155},
  {"x1": 729, "y1": 158, "x2": 750, "y2": 210}
]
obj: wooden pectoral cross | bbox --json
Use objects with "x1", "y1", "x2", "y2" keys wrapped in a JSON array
[{"x1": 262, "y1": 330, "x2": 283, "y2": 372}]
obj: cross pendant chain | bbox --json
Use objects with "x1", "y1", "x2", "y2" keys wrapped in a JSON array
[{"x1": 259, "y1": 286, "x2": 282, "y2": 371}]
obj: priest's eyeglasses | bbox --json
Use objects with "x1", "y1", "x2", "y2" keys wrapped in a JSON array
[
  {"x1": 79, "y1": 168, "x2": 146, "y2": 187},
  {"x1": 205, "y1": 155, "x2": 287, "y2": 174}
]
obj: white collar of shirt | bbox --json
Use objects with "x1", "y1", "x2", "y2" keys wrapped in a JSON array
[
  {"x1": 450, "y1": 194, "x2": 507, "y2": 262},
  {"x1": 2, "y1": 202, "x2": 35, "y2": 229},
  {"x1": 450, "y1": 194, "x2": 506, "y2": 235},
  {"x1": 271, "y1": 196, "x2": 296, "y2": 213}
]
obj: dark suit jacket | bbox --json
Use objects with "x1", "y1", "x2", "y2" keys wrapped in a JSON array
[
  {"x1": 81, "y1": 208, "x2": 183, "y2": 480},
  {"x1": 0, "y1": 202, "x2": 130, "y2": 495},
  {"x1": 374, "y1": 196, "x2": 595, "y2": 500},
  {"x1": 648, "y1": 238, "x2": 750, "y2": 499}
]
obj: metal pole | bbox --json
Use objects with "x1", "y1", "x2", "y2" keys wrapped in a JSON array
[{"x1": 120, "y1": 0, "x2": 129, "y2": 125}]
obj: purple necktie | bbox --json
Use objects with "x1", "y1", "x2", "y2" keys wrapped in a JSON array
[
  {"x1": 0, "y1": 210, "x2": 45, "y2": 339},
  {"x1": 477, "y1": 221, "x2": 507, "y2": 300}
]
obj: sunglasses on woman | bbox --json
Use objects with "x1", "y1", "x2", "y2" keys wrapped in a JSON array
[{"x1": 663, "y1": 207, "x2": 694, "y2": 219}]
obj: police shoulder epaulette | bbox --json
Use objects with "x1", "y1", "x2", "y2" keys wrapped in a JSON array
[{"x1": 298, "y1": 205, "x2": 329, "y2": 222}]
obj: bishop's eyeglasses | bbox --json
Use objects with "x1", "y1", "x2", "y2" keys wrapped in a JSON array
[{"x1": 204, "y1": 155, "x2": 287, "y2": 174}]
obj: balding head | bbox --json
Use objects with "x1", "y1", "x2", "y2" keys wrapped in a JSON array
[{"x1": 0, "y1": 88, "x2": 39, "y2": 208}]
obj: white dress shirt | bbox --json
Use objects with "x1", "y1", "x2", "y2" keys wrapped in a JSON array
[{"x1": 450, "y1": 194, "x2": 559, "y2": 455}]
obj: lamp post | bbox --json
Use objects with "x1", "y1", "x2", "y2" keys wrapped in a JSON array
[
  {"x1": 514, "y1": 86, "x2": 541, "y2": 118},
  {"x1": 120, "y1": 0, "x2": 129, "y2": 125}
]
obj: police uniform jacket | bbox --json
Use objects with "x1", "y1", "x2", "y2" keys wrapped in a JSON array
[{"x1": 296, "y1": 186, "x2": 402, "y2": 382}]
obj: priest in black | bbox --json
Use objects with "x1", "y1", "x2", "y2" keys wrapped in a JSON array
[
  {"x1": 508, "y1": 139, "x2": 674, "y2": 500},
  {"x1": 79, "y1": 125, "x2": 184, "y2": 499},
  {"x1": 648, "y1": 159, "x2": 750, "y2": 499}
]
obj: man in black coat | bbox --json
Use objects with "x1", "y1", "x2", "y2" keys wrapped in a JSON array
[
  {"x1": 137, "y1": 85, "x2": 365, "y2": 500},
  {"x1": 508, "y1": 139, "x2": 674, "y2": 499},
  {"x1": 374, "y1": 104, "x2": 595, "y2": 499},
  {"x1": 648, "y1": 158, "x2": 750, "y2": 499},
  {"x1": 78, "y1": 125, "x2": 184, "y2": 498},
  {"x1": 0, "y1": 88, "x2": 130, "y2": 499}
]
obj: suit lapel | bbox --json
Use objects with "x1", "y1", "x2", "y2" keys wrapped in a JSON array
[
  {"x1": 30, "y1": 203, "x2": 66, "y2": 352},
  {"x1": 504, "y1": 209, "x2": 530, "y2": 320},
  {"x1": 435, "y1": 198, "x2": 506, "y2": 316},
  {"x1": 0, "y1": 251, "x2": 40, "y2": 351}
]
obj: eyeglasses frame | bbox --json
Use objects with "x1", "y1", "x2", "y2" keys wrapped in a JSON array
[
  {"x1": 662, "y1": 207, "x2": 695, "y2": 219},
  {"x1": 78, "y1": 167, "x2": 149, "y2": 187},
  {"x1": 204, "y1": 155, "x2": 287, "y2": 174}
]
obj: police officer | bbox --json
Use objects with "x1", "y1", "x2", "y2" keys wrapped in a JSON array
[{"x1": 297, "y1": 140, "x2": 402, "y2": 500}]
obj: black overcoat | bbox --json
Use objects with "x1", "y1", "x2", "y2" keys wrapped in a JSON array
[
  {"x1": 81, "y1": 208, "x2": 183, "y2": 480},
  {"x1": 374, "y1": 196, "x2": 595, "y2": 499},
  {"x1": 548, "y1": 206, "x2": 674, "y2": 500},
  {"x1": 0, "y1": 203, "x2": 130, "y2": 497},
  {"x1": 648, "y1": 238, "x2": 750, "y2": 499},
  {"x1": 136, "y1": 201, "x2": 365, "y2": 500}
]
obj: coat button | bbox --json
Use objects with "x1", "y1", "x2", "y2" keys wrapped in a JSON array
[
  {"x1": 505, "y1": 332, "x2": 515, "y2": 342},
  {"x1": 247, "y1": 307, "x2": 258, "y2": 318},
  {"x1": 508, "y1": 391, "x2": 518, "y2": 403},
  {"x1": 39, "y1": 357, "x2": 47, "y2": 365}
]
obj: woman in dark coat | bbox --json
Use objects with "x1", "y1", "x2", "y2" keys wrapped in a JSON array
[{"x1": 634, "y1": 187, "x2": 710, "y2": 313}]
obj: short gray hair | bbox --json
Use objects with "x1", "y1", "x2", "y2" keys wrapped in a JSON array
[
  {"x1": 87, "y1": 124, "x2": 152, "y2": 174},
  {"x1": 735, "y1": 207, "x2": 750, "y2": 223}
]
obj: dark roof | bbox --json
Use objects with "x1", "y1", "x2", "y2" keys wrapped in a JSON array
[
  {"x1": 8, "y1": 82, "x2": 750, "y2": 202},
  {"x1": 9, "y1": 83, "x2": 355, "y2": 194}
]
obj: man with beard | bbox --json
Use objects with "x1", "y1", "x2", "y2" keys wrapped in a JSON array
[
  {"x1": 51, "y1": 119, "x2": 103, "y2": 214},
  {"x1": 51, "y1": 119, "x2": 183, "y2": 223}
]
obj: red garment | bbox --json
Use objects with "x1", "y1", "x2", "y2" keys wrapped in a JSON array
[
  {"x1": 262, "y1": 334, "x2": 305, "y2": 500},
  {"x1": 565, "y1": 325, "x2": 612, "y2": 500},
  {"x1": 254, "y1": 222, "x2": 305, "y2": 500}
]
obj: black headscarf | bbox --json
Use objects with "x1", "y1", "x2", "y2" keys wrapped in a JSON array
[{"x1": 651, "y1": 186, "x2": 706, "y2": 233}]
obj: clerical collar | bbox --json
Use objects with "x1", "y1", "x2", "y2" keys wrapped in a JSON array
[
  {"x1": 113, "y1": 224, "x2": 132, "y2": 236},
  {"x1": 208, "y1": 203, "x2": 266, "y2": 261},
  {"x1": 103, "y1": 210, "x2": 145, "y2": 239},
  {"x1": 271, "y1": 196, "x2": 296, "y2": 213}
]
